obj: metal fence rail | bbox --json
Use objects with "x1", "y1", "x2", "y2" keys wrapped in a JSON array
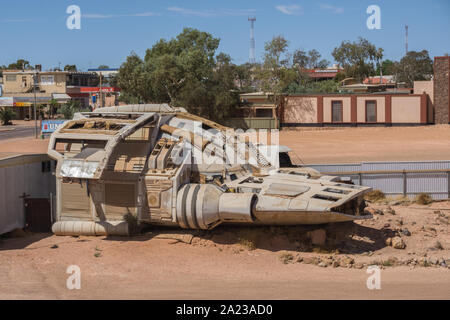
[
  {"x1": 308, "y1": 160, "x2": 450, "y2": 200},
  {"x1": 223, "y1": 117, "x2": 279, "y2": 129}
]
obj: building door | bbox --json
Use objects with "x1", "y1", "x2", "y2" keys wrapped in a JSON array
[
  {"x1": 332, "y1": 101, "x2": 343, "y2": 122},
  {"x1": 24, "y1": 198, "x2": 51, "y2": 232},
  {"x1": 365, "y1": 101, "x2": 377, "y2": 122}
]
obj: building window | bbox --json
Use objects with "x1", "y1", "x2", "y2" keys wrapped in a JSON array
[
  {"x1": 5, "y1": 75, "x2": 17, "y2": 82},
  {"x1": 365, "y1": 100, "x2": 377, "y2": 122},
  {"x1": 255, "y1": 108, "x2": 273, "y2": 118},
  {"x1": 331, "y1": 101, "x2": 343, "y2": 123},
  {"x1": 40, "y1": 75, "x2": 55, "y2": 85}
]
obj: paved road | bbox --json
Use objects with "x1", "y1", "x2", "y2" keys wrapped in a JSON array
[{"x1": 0, "y1": 126, "x2": 38, "y2": 140}]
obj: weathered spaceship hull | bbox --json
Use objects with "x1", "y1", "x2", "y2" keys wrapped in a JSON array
[{"x1": 47, "y1": 104, "x2": 372, "y2": 236}]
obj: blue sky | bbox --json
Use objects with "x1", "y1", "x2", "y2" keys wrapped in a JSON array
[{"x1": 0, "y1": 0, "x2": 449, "y2": 70}]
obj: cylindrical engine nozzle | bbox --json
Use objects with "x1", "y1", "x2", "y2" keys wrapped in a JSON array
[{"x1": 176, "y1": 184, "x2": 257, "y2": 230}]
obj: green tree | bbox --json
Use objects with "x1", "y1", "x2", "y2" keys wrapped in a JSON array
[
  {"x1": 116, "y1": 28, "x2": 239, "y2": 121},
  {"x1": 145, "y1": 28, "x2": 220, "y2": 105},
  {"x1": 234, "y1": 63, "x2": 254, "y2": 90},
  {"x1": 316, "y1": 59, "x2": 329, "y2": 69},
  {"x1": 263, "y1": 36, "x2": 290, "y2": 67},
  {"x1": 256, "y1": 35, "x2": 297, "y2": 93},
  {"x1": 395, "y1": 50, "x2": 433, "y2": 86},
  {"x1": 0, "y1": 108, "x2": 15, "y2": 125},
  {"x1": 176, "y1": 52, "x2": 239, "y2": 121},
  {"x1": 98, "y1": 65, "x2": 110, "y2": 69},
  {"x1": 64, "y1": 64, "x2": 77, "y2": 71},
  {"x1": 293, "y1": 49, "x2": 309, "y2": 68},
  {"x1": 59, "y1": 100, "x2": 80, "y2": 119},
  {"x1": 293, "y1": 49, "x2": 329, "y2": 69},
  {"x1": 115, "y1": 53, "x2": 150, "y2": 104},
  {"x1": 332, "y1": 37, "x2": 383, "y2": 82},
  {"x1": 376, "y1": 59, "x2": 396, "y2": 75},
  {"x1": 285, "y1": 79, "x2": 339, "y2": 94},
  {"x1": 49, "y1": 98, "x2": 60, "y2": 118},
  {"x1": 7, "y1": 59, "x2": 32, "y2": 70},
  {"x1": 307, "y1": 49, "x2": 321, "y2": 68}
]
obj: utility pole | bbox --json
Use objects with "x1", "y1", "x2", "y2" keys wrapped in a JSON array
[
  {"x1": 379, "y1": 59, "x2": 383, "y2": 84},
  {"x1": 33, "y1": 70, "x2": 38, "y2": 138},
  {"x1": 405, "y1": 25, "x2": 408, "y2": 55},
  {"x1": 248, "y1": 17, "x2": 256, "y2": 64},
  {"x1": 99, "y1": 71, "x2": 104, "y2": 108}
]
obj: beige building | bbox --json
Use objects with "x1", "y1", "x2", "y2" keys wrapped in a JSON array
[
  {"x1": 280, "y1": 92, "x2": 429, "y2": 126},
  {"x1": 1, "y1": 70, "x2": 99, "y2": 119},
  {"x1": 224, "y1": 92, "x2": 278, "y2": 129}
]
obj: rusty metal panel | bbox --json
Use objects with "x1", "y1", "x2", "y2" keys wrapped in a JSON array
[
  {"x1": 61, "y1": 181, "x2": 91, "y2": 220},
  {"x1": 104, "y1": 183, "x2": 136, "y2": 219}
]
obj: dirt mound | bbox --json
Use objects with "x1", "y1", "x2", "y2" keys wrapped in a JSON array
[{"x1": 170, "y1": 200, "x2": 450, "y2": 269}]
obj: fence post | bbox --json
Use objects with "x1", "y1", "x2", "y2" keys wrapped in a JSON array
[
  {"x1": 403, "y1": 170, "x2": 407, "y2": 197},
  {"x1": 448, "y1": 172, "x2": 450, "y2": 199},
  {"x1": 359, "y1": 172, "x2": 363, "y2": 186}
]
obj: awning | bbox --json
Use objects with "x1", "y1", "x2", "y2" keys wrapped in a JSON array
[
  {"x1": 52, "y1": 93, "x2": 71, "y2": 102},
  {"x1": 0, "y1": 97, "x2": 14, "y2": 106}
]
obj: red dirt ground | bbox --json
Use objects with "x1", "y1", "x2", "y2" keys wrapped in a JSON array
[
  {"x1": 1, "y1": 125, "x2": 449, "y2": 164},
  {"x1": 1, "y1": 125, "x2": 449, "y2": 299},
  {"x1": 0, "y1": 201, "x2": 449, "y2": 299},
  {"x1": 280, "y1": 125, "x2": 450, "y2": 164}
]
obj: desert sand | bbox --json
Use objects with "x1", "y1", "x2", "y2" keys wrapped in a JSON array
[
  {"x1": 1, "y1": 200, "x2": 449, "y2": 299},
  {"x1": 1, "y1": 125, "x2": 450, "y2": 164},
  {"x1": 1, "y1": 125, "x2": 449, "y2": 299}
]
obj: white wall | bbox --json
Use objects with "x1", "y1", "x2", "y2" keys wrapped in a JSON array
[{"x1": 0, "y1": 154, "x2": 56, "y2": 234}]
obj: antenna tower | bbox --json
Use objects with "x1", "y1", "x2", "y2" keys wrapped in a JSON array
[
  {"x1": 405, "y1": 25, "x2": 409, "y2": 55},
  {"x1": 248, "y1": 17, "x2": 256, "y2": 63}
]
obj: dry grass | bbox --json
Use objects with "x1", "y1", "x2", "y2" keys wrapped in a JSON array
[
  {"x1": 364, "y1": 190, "x2": 386, "y2": 202},
  {"x1": 415, "y1": 193, "x2": 433, "y2": 205},
  {"x1": 237, "y1": 229, "x2": 259, "y2": 251},
  {"x1": 278, "y1": 252, "x2": 294, "y2": 264},
  {"x1": 239, "y1": 238, "x2": 257, "y2": 251},
  {"x1": 312, "y1": 247, "x2": 339, "y2": 254},
  {"x1": 123, "y1": 212, "x2": 139, "y2": 234}
]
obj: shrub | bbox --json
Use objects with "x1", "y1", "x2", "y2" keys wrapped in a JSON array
[
  {"x1": 239, "y1": 238, "x2": 257, "y2": 251},
  {"x1": 237, "y1": 229, "x2": 259, "y2": 251},
  {"x1": 415, "y1": 193, "x2": 433, "y2": 205},
  {"x1": 278, "y1": 252, "x2": 294, "y2": 264},
  {"x1": 59, "y1": 100, "x2": 80, "y2": 119},
  {"x1": 364, "y1": 189, "x2": 386, "y2": 202},
  {"x1": 0, "y1": 107, "x2": 15, "y2": 125}
]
